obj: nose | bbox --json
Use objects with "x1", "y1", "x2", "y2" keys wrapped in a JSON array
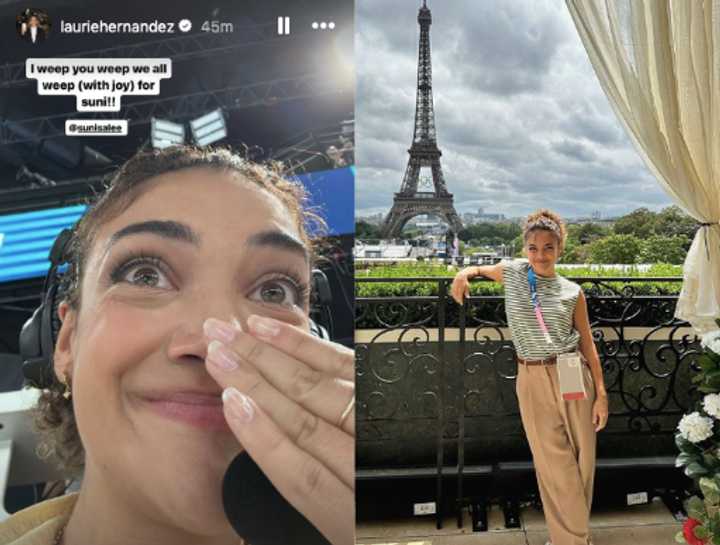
[
  {"x1": 166, "y1": 324, "x2": 208, "y2": 364},
  {"x1": 166, "y1": 290, "x2": 247, "y2": 365}
]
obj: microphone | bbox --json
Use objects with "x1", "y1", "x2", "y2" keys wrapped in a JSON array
[{"x1": 222, "y1": 453, "x2": 331, "y2": 545}]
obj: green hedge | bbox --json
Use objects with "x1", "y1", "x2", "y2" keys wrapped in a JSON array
[{"x1": 355, "y1": 263, "x2": 684, "y2": 298}]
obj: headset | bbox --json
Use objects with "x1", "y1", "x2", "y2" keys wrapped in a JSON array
[{"x1": 19, "y1": 227, "x2": 333, "y2": 389}]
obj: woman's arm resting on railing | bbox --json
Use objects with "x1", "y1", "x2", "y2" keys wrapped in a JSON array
[
  {"x1": 573, "y1": 290, "x2": 609, "y2": 431},
  {"x1": 450, "y1": 263, "x2": 505, "y2": 304}
]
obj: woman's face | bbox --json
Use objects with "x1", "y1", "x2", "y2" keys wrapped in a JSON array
[
  {"x1": 524, "y1": 229, "x2": 561, "y2": 275},
  {"x1": 55, "y1": 167, "x2": 311, "y2": 535}
]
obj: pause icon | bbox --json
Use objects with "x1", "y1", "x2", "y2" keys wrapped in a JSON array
[{"x1": 277, "y1": 16, "x2": 290, "y2": 35}]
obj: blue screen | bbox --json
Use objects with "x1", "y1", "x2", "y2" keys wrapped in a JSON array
[
  {"x1": 0, "y1": 205, "x2": 87, "y2": 283},
  {"x1": 295, "y1": 166, "x2": 355, "y2": 237},
  {"x1": 0, "y1": 166, "x2": 354, "y2": 283}
]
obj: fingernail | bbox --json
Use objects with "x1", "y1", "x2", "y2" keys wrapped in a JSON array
[
  {"x1": 204, "y1": 318, "x2": 239, "y2": 344},
  {"x1": 230, "y1": 317, "x2": 243, "y2": 332},
  {"x1": 222, "y1": 387, "x2": 254, "y2": 423},
  {"x1": 248, "y1": 315, "x2": 281, "y2": 339},
  {"x1": 207, "y1": 340, "x2": 238, "y2": 371}
]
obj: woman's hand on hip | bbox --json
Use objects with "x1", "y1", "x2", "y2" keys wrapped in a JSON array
[
  {"x1": 203, "y1": 315, "x2": 355, "y2": 545},
  {"x1": 592, "y1": 395, "x2": 608, "y2": 432}
]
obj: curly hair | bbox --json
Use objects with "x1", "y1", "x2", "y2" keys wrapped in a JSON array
[
  {"x1": 32, "y1": 145, "x2": 323, "y2": 475},
  {"x1": 522, "y1": 208, "x2": 567, "y2": 251}
]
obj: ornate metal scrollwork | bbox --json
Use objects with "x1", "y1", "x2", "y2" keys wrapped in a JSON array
[{"x1": 356, "y1": 276, "x2": 700, "y2": 467}]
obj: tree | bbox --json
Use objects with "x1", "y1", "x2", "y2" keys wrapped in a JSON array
[
  {"x1": 559, "y1": 239, "x2": 590, "y2": 264},
  {"x1": 458, "y1": 222, "x2": 521, "y2": 246},
  {"x1": 654, "y1": 205, "x2": 699, "y2": 243},
  {"x1": 400, "y1": 228, "x2": 422, "y2": 240},
  {"x1": 511, "y1": 234, "x2": 524, "y2": 257},
  {"x1": 355, "y1": 221, "x2": 381, "y2": 240},
  {"x1": 639, "y1": 235, "x2": 689, "y2": 264},
  {"x1": 569, "y1": 223, "x2": 611, "y2": 245},
  {"x1": 587, "y1": 234, "x2": 642, "y2": 264},
  {"x1": 613, "y1": 208, "x2": 657, "y2": 239}
]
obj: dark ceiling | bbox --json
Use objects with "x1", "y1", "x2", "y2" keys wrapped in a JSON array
[{"x1": 0, "y1": 0, "x2": 354, "y2": 204}]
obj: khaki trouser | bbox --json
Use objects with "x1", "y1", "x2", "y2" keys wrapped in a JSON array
[{"x1": 516, "y1": 361, "x2": 597, "y2": 545}]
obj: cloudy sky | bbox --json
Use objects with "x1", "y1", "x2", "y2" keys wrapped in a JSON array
[{"x1": 355, "y1": 0, "x2": 673, "y2": 220}]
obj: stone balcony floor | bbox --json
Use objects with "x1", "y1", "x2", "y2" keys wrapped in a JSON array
[{"x1": 357, "y1": 498, "x2": 682, "y2": 545}]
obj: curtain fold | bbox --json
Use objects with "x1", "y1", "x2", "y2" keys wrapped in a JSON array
[{"x1": 566, "y1": 0, "x2": 720, "y2": 332}]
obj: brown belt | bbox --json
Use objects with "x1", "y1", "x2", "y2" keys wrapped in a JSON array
[{"x1": 517, "y1": 355, "x2": 557, "y2": 366}]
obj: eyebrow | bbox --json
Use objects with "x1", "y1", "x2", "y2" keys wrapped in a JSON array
[
  {"x1": 103, "y1": 220, "x2": 200, "y2": 257},
  {"x1": 247, "y1": 230, "x2": 309, "y2": 262},
  {"x1": 102, "y1": 222, "x2": 307, "y2": 262}
]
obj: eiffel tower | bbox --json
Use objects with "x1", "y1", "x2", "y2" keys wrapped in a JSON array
[{"x1": 381, "y1": 0, "x2": 463, "y2": 238}]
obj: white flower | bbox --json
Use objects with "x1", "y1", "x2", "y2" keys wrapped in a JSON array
[
  {"x1": 702, "y1": 330, "x2": 720, "y2": 356},
  {"x1": 678, "y1": 412, "x2": 714, "y2": 443},
  {"x1": 704, "y1": 394, "x2": 720, "y2": 419}
]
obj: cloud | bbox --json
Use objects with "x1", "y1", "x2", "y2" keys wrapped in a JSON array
[
  {"x1": 355, "y1": 0, "x2": 673, "y2": 221},
  {"x1": 552, "y1": 139, "x2": 596, "y2": 162}
]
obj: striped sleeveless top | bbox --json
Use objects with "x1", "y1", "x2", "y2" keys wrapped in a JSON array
[{"x1": 502, "y1": 259, "x2": 581, "y2": 359}]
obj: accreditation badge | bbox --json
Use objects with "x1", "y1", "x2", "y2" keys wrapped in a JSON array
[{"x1": 557, "y1": 352, "x2": 587, "y2": 401}]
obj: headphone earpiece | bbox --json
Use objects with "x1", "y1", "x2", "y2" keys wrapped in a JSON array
[
  {"x1": 19, "y1": 228, "x2": 74, "y2": 389},
  {"x1": 309, "y1": 270, "x2": 332, "y2": 340}
]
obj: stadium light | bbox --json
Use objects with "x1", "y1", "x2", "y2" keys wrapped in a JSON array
[
  {"x1": 190, "y1": 109, "x2": 227, "y2": 147},
  {"x1": 151, "y1": 118, "x2": 185, "y2": 149}
]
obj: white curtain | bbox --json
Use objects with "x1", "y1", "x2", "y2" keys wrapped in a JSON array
[{"x1": 566, "y1": 0, "x2": 720, "y2": 333}]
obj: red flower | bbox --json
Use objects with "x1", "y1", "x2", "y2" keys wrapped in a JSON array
[{"x1": 684, "y1": 518, "x2": 708, "y2": 545}]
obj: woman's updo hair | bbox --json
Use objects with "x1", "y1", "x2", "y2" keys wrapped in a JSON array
[
  {"x1": 33, "y1": 145, "x2": 323, "y2": 475},
  {"x1": 522, "y1": 209, "x2": 567, "y2": 251}
]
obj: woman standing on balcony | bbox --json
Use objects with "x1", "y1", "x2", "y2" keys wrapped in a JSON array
[{"x1": 450, "y1": 209, "x2": 608, "y2": 545}]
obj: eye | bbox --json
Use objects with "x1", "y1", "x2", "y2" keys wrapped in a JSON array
[
  {"x1": 111, "y1": 257, "x2": 173, "y2": 290},
  {"x1": 249, "y1": 277, "x2": 303, "y2": 308},
  {"x1": 125, "y1": 266, "x2": 167, "y2": 288}
]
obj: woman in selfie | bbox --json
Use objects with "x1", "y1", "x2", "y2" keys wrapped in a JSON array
[
  {"x1": 451, "y1": 209, "x2": 608, "y2": 545},
  {"x1": 0, "y1": 146, "x2": 354, "y2": 545}
]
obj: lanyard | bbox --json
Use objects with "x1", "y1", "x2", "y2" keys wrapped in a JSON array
[{"x1": 527, "y1": 267, "x2": 554, "y2": 345}]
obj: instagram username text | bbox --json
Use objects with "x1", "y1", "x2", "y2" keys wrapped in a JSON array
[{"x1": 60, "y1": 20, "x2": 178, "y2": 34}]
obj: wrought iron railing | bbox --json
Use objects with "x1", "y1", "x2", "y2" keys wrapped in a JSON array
[{"x1": 355, "y1": 275, "x2": 699, "y2": 525}]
